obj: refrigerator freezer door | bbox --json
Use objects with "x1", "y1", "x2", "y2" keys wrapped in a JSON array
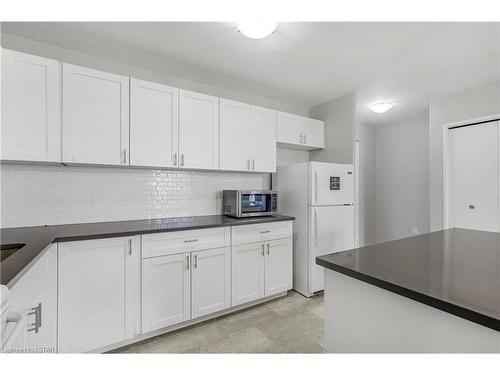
[
  {"x1": 309, "y1": 205, "x2": 355, "y2": 293},
  {"x1": 309, "y1": 162, "x2": 354, "y2": 206}
]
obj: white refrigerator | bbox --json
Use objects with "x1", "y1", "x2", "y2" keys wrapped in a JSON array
[{"x1": 276, "y1": 161, "x2": 355, "y2": 297}]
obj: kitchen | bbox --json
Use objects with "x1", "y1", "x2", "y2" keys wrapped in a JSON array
[{"x1": 1, "y1": 4, "x2": 499, "y2": 374}]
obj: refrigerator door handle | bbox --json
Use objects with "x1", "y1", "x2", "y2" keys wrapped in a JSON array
[
  {"x1": 314, "y1": 207, "x2": 318, "y2": 246},
  {"x1": 313, "y1": 171, "x2": 318, "y2": 206}
]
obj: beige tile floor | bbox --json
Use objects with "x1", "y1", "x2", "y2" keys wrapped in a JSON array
[{"x1": 112, "y1": 291, "x2": 325, "y2": 353}]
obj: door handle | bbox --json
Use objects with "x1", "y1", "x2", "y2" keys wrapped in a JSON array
[
  {"x1": 314, "y1": 171, "x2": 318, "y2": 205},
  {"x1": 299, "y1": 134, "x2": 303, "y2": 144},
  {"x1": 194, "y1": 254, "x2": 198, "y2": 269},
  {"x1": 266, "y1": 243, "x2": 270, "y2": 255},
  {"x1": 247, "y1": 159, "x2": 251, "y2": 169},
  {"x1": 180, "y1": 154, "x2": 184, "y2": 167},
  {"x1": 186, "y1": 255, "x2": 190, "y2": 270},
  {"x1": 261, "y1": 244, "x2": 265, "y2": 256},
  {"x1": 128, "y1": 238, "x2": 132, "y2": 256},
  {"x1": 173, "y1": 153, "x2": 177, "y2": 166},
  {"x1": 252, "y1": 159, "x2": 255, "y2": 170},
  {"x1": 122, "y1": 149, "x2": 127, "y2": 164},
  {"x1": 27, "y1": 303, "x2": 42, "y2": 334},
  {"x1": 314, "y1": 208, "x2": 318, "y2": 246},
  {"x1": 304, "y1": 134, "x2": 307, "y2": 144}
]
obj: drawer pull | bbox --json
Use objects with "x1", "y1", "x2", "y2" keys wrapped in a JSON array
[
  {"x1": 184, "y1": 239, "x2": 199, "y2": 243},
  {"x1": 260, "y1": 230, "x2": 271, "y2": 234}
]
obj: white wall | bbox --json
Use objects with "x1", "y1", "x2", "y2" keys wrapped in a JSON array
[
  {"x1": 375, "y1": 113, "x2": 430, "y2": 243},
  {"x1": 429, "y1": 81, "x2": 500, "y2": 231},
  {"x1": 0, "y1": 164, "x2": 269, "y2": 228},
  {"x1": 356, "y1": 123, "x2": 376, "y2": 246},
  {"x1": 309, "y1": 93, "x2": 356, "y2": 164}
]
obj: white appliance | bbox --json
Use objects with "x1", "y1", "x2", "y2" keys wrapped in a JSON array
[{"x1": 276, "y1": 162, "x2": 355, "y2": 296}]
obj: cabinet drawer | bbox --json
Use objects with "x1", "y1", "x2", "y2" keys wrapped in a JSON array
[
  {"x1": 142, "y1": 227, "x2": 230, "y2": 258},
  {"x1": 231, "y1": 221, "x2": 292, "y2": 246}
]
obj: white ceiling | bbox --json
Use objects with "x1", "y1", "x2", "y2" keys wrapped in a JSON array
[{"x1": 3, "y1": 22, "x2": 499, "y2": 125}]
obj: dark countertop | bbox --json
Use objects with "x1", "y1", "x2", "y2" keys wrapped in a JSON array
[
  {"x1": 316, "y1": 228, "x2": 500, "y2": 332},
  {"x1": 1, "y1": 214, "x2": 294, "y2": 288}
]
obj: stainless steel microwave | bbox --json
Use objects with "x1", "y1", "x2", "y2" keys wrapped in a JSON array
[{"x1": 222, "y1": 190, "x2": 278, "y2": 218}]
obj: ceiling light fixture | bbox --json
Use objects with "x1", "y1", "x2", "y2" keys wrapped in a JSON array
[
  {"x1": 369, "y1": 102, "x2": 393, "y2": 113},
  {"x1": 237, "y1": 21, "x2": 278, "y2": 39}
]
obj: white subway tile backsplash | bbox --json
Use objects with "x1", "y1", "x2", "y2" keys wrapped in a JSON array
[{"x1": 0, "y1": 164, "x2": 270, "y2": 228}]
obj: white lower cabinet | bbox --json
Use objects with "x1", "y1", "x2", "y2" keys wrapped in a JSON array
[
  {"x1": 9, "y1": 244, "x2": 58, "y2": 353},
  {"x1": 141, "y1": 252, "x2": 191, "y2": 333},
  {"x1": 57, "y1": 237, "x2": 139, "y2": 353},
  {"x1": 232, "y1": 237, "x2": 292, "y2": 307},
  {"x1": 191, "y1": 247, "x2": 231, "y2": 319}
]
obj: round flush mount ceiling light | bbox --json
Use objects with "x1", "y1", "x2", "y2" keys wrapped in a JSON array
[
  {"x1": 369, "y1": 102, "x2": 393, "y2": 113},
  {"x1": 237, "y1": 21, "x2": 278, "y2": 39}
]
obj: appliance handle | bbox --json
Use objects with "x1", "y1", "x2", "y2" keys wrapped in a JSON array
[
  {"x1": 314, "y1": 171, "x2": 318, "y2": 206},
  {"x1": 314, "y1": 207, "x2": 318, "y2": 246}
]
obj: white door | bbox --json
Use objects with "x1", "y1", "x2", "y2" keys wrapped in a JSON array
[
  {"x1": 130, "y1": 79, "x2": 179, "y2": 168},
  {"x1": 62, "y1": 63, "x2": 129, "y2": 165},
  {"x1": 231, "y1": 242, "x2": 265, "y2": 306},
  {"x1": 191, "y1": 247, "x2": 231, "y2": 319},
  {"x1": 179, "y1": 90, "x2": 219, "y2": 170},
  {"x1": 450, "y1": 122, "x2": 499, "y2": 232},
  {"x1": 58, "y1": 237, "x2": 137, "y2": 353},
  {"x1": 301, "y1": 118, "x2": 325, "y2": 148},
  {"x1": 250, "y1": 106, "x2": 277, "y2": 173},
  {"x1": 310, "y1": 162, "x2": 355, "y2": 206},
  {"x1": 219, "y1": 99, "x2": 250, "y2": 171},
  {"x1": 1, "y1": 49, "x2": 61, "y2": 162},
  {"x1": 264, "y1": 238, "x2": 292, "y2": 296},
  {"x1": 9, "y1": 245, "x2": 57, "y2": 352},
  {"x1": 277, "y1": 112, "x2": 302, "y2": 145},
  {"x1": 309, "y1": 205, "x2": 355, "y2": 293},
  {"x1": 141, "y1": 253, "x2": 191, "y2": 333}
]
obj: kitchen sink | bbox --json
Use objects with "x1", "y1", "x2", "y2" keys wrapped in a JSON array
[{"x1": 0, "y1": 243, "x2": 25, "y2": 262}]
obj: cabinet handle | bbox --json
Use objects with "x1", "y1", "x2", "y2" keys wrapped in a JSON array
[
  {"x1": 173, "y1": 153, "x2": 177, "y2": 166},
  {"x1": 247, "y1": 159, "x2": 251, "y2": 169},
  {"x1": 128, "y1": 238, "x2": 132, "y2": 256},
  {"x1": 261, "y1": 244, "x2": 265, "y2": 256},
  {"x1": 266, "y1": 243, "x2": 270, "y2": 255},
  {"x1": 194, "y1": 254, "x2": 198, "y2": 270},
  {"x1": 260, "y1": 230, "x2": 271, "y2": 234},
  {"x1": 252, "y1": 159, "x2": 255, "y2": 170},
  {"x1": 186, "y1": 255, "x2": 190, "y2": 270},
  {"x1": 304, "y1": 134, "x2": 307, "y2": 144},
  {"x1": 27, "y1": 303, "x2": 42, "y2": 334},
  {"x1": 299, "y1": 134, "x2": 303, "y2": 144},
  {"x1": 184, "y1": 239, "x2": 199, "y2": 243},
  {"x1": 122, "y1": 149, "x2": 127, "y2": 164},
  {"x1": 180, "y1": 154, "x2": 184, "y2": 167}
]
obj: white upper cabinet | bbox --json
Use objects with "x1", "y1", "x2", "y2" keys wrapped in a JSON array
[
  {"x1": 62, "y1": 63, "x2": 129, "y2": 165},
  {"x1": 178, "y1": 90, "x2": 219, "y2": 170},
  {"x1": 277, "y1": 112, "x2": 302, "y2": 145},
  {"x1": 219, "y1": 99, "x2": 250, "y2": 171},
  {"x1": 130, "y1": 79, "x2": 179, "y2": 168},
  {"x1": 1, "y1": 49, "x2": 61, "y2": 162},
  {"x1": 301, "y1": 117, "x2": 325, "y2": 148},
  {"x1": 250, "y1": 105, "x2": 277, "y2": 173},
  {"x1": 220, "y1": 99, "x2": 276, "y2": 173},
  {"x1": 277, "y1": 111, "x2": 324, "y2": 150}
]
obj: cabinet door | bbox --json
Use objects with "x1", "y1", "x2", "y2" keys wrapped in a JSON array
[
  {"x1": 58, "y1": 237, "x2": 138, "y2": 353},
  {"x1": 9, "y1": 245, "x2": 57, "y2": 353},
  {"x1": 142, "y1": 253, "x2": 191, "y2": 333},
  {"x1": 130, "y1": 79, "x2": 179, "y2": 168},
  {"x1": 250, "y1": 106, "x2": 277, "y2": 172},
  {"x1": 1, "y1": 49, "x2": 61, "y2": 162},
  {"x1": 277, "y1": 111, "x2": 301, "y2": 145},
  {"x1": 219, "y1": 99, "x2": 250, "y2": 171},
  {"x1": 301, "y1": 118, "x2": 325, "y2": 148},
  {"x1": 264, "y1": 238, "x2": 292, "y2": 296},
  {"x1": 191, "y1": 247, "x2": 231, "y2": 319},
  {"x1": 62, "y1": 63, "x2": 129, "y2": 165},
  {"x1": 179, "y1": 90, "x2": 219, "y2": 170},
  {"x1": 231, "y1": 243, "x2": 265, "y2": 306}
]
